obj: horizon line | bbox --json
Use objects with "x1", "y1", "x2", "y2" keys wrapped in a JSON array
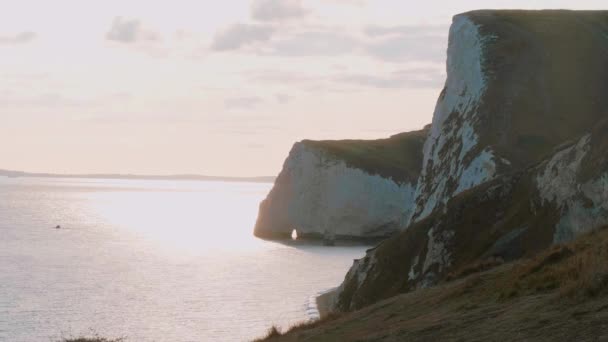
[{"x1": 0, "y1": 168, "x2": 276, "y2": 183}]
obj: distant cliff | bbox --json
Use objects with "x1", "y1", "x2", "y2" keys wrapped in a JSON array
[
  {"x1": 254, "y1": 128, "x2": 428, "y2": 241},
  {"x1": 333, "y1": 10, "x2": 608, "y2": 311}
]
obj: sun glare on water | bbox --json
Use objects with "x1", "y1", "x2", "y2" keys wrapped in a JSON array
[
  {"x1": 79, "y1": 179, "x2": 271, "y2": 255},
  {"x1": 0, "y1": 176, "x2": 369, "y2": 341}
]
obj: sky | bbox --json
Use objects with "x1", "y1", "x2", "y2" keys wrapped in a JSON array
[{"x1": 0, "y1": 0, "x2": 605, "y2": 176}]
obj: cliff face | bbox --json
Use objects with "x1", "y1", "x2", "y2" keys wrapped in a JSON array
[
  {"x1": 408, "y1": 15, "x2": 499, "y2": 224},
  {"x1": 409, "y1": 10, "x2": 608, "y2": 225},
  {"x1": 254, "y1": 129, "x2": 427, "y2": 240},
  {"x1": 336, "y1": 124, "x2": 608, "y2": 311},
  {"x1": 334, "y1": 10, "x2": 608, "y2": 311}
]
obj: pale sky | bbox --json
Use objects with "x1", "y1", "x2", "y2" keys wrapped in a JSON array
[{"x1": 0, "y1": 0, "x2": 605, "y2": 176}]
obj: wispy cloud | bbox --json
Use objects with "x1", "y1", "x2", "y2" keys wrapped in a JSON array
[
  {"x1": 275, "y1": 93, "x2": 291, "y2": 104},
  {"x1": 334, "y1": 68, "x2": 445, "y2": 89},
  {"x1": 251, "y1": 0, "x2": 308, "y2": 22},
  {"x1": 210, "y1": 22, "x2": 447, "y2": 64},
  {"x1": 225, "y1": 96, "x2": 264, "y2": 110},
  {"x1": 211, "y1": 24, "x2": 274, "y2": 51},
  {"x1": 106, "y1": 17, "x2": 160, "y2": 43},
  {"x1": 249, "y1": 66, "x2": 444, "y2": 92},
  {"x1": 364, "y1": 24, "x2": 448, "y2": 63},
  {"x1": 364, "y1": 24, "x2": 448, "y2": 37},
  {"x1": 0, "y1": 31, "x2": 36, "y2": 45},
  {"x1": 268, "y1": 30, "x2": 358, "y2": 56},
  {"x1": 0, "y1": 91, "x2": 94, "y2": 108},
  {"x1": 249, "y1": 70, "x2": 322, "y2": 84}
]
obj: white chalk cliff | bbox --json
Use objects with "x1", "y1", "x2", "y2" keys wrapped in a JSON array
[
  {"x1": 331, "y1": 10, "x2": 608, "y2": 311},
  {"x1": 408, "y1": 15, "x2": 499, "y2": 225},
  {"x1": 254, "y1": 8, "x2": 608, "y2": 314},
  {"x1": 254, "y1": 130, "x2": 427, "y2": 240}
]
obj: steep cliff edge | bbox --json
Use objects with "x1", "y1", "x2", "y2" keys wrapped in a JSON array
[
  {"x1": 333, "y1": 10, "x2": 608, "y2": 311},
  {"x1": 254, "y1": 128, "x2": 427, "y2": 240},
  {"x1": 409, "y1": 10, "x2": 608, "y2": 225}
]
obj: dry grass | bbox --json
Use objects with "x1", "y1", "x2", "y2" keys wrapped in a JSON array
[
  {"x1": 498, "y1": 227, "x2": 608, "y2": 299},
  {"x1": 445, "y1": 256, "x2": 504, "y2": 281},
  {"x1": 253, "y1": 313, "x2": 342, "y2": 341},
  {"x1": 252, "y1": 326, "x2": 282, "y2": 342},
  {"x1": 59, "y1": 337, "x2": 124, "y2": 342},
  {"x1": 267, "y1": 226, "x2": 608, "y2": 341}
]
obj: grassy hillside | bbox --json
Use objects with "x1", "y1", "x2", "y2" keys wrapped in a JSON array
[
  {"x1": 257, "y1": 226, "x2": 608, "y2": 341},
  {"x1": 302, "y1": 126, "x2": 428, "y2": 184}
]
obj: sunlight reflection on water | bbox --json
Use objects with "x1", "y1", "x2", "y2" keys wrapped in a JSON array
[{"x1": 0, "y1": 177, "x2": 367, "y2": 342}]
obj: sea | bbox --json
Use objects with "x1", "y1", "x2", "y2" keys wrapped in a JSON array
[{"x1": 0, "y1": 177, "x2": 367, "y2": 341}]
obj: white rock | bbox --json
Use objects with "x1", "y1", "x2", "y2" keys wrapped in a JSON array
[
  {"x1": 535, "y1": 134, "x2": 608, "y2": 242},
  {"x1": 408, "y1": 15, "x2": 498, "y2": 226},
  {"x1": 255, "y1": 142, "x2": 417, "y2": 239}
]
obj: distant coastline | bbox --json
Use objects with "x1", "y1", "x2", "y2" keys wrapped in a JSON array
[{"x1": 0, "y1": 169, "x2": 275, "y2": 183}]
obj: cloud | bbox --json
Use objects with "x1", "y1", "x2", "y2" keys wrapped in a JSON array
[
  {"x1": 323, "y1": 0, "x2": 367, "y2": 5},
  {"x1": 208, "y1": 15, "x2": 449, "y2": 65},
  {"x1": 211, "y1": 24, "x2": 274, "y2": 51},
  {"x1": 251, "y1": 0, "x2": 308, "y2": 22},
  {"x1": 0, "y1": 91, "x2": 93, "y2": 108},
  {"x1": 0, "y1": 31, "x2": 36, "y2": 45},
  {"x1": 246, "y1": 142, "x2": 266, "y2": 149},
  {"x1": 275, "y1": 93, "x2": 291, "y2": 104},
  {"x1": 364, "y1": 24, "x2": 447, "y2": 37},
  {"x1": 269, "y1": 31, "x2": 358, "y2": 56},
  {"x1": 364, "y1": 25, "x2": 448, "y2": 63},
  {"x1": 251, "y1": 70, "x2": 319, "y2": 83},
  {"x1": 218, "y1": 22, "x2": 446, "y2": 63},
  {"x1": 334, "y1": 68, "x2": 445, "y2": 89},
  {"x1": 106, "y1": 17, "x2": 159, "y2": 43},
  {"x1": 225, "y1": 96, "x2": 264, "y2": 110}
]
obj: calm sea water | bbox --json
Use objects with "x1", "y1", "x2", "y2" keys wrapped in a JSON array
[{"x1": 0, "y1": 177, "x2": 367, "y2": 342}]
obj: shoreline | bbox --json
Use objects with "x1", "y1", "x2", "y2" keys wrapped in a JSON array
[{"x1": 310, "y1": 288, "x2": 338, "y2": 320}]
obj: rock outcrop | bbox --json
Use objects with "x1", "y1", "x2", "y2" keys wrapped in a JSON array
[
  {"x1": 333, "y1": 10, "x2": 608, "y2": 311},
  {"x1": 408, "y1": 10, "x2": 608, "y2": 225},
  {"x1": 254, "y1": 128, "x2": 427, "y2": 241},
  {"x1": 336, "y1": 122, "x2": 608, "y2": 311}
]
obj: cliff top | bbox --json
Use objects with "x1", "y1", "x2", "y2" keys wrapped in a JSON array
[
  {"x1": 301, "y1": 126, "x2": 429, "y2": 184},
  {"x1": 459, "y1": 9, "x2": 608, "y2": 169}
]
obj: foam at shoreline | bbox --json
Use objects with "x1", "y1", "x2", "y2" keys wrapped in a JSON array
[{"x1": 306, "y1": 288, "x2": 337, "y2": 321}]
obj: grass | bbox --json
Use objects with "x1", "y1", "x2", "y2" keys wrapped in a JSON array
[
  {"x1": 56, "y1": 330, "x2": 125, "y2": 342},
  {"x1": 253, "y1": 313, "x2": 342, "y2": 341},
  {"x1": 445, "y1": 256, "x2": 504, "y2": 281},
  {"x1": 467, "y1": 10, "x2": 608, "y2": 170},
  {"x1": 500, "y1": 227, "x2": 608, "y2": 299},
  {"x1": 302, "y1": 127, "x2": 428, "y2": 184},
  {"x1": 265, "y1": 226, "x2": 608, "y2": 341},
  {"x1": 58, "y1": 337, "x2": 124, "y2": 342},
  {"x1": 252, "y1": 326, "x2": 282, "y2": 342}
]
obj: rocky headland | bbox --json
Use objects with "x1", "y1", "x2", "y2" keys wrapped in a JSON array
[{"x1": 255, "y1": 9, "x2": 608, "y2": 341}]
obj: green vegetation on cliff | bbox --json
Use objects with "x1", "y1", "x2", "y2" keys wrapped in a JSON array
[
  {"x1": 302, "y1": 126, "x2": 428, "y2": 184},
  {"x1": 468, "y1": 10, "x2": 608, "y2": 169}
]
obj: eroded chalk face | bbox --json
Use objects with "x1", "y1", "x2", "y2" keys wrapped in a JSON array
[
  {"x1": 254, "y1": 136, "x2": 425, "y2": 241},
  {"x1": 408, "y1": 15, "x2": 499, "y2": 226}
]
